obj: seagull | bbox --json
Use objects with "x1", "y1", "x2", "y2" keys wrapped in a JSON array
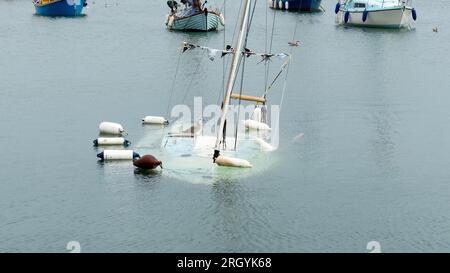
[
  {"x1": 288, "y1": 40, "x2": 301, "y2": 47},
  {"x1": 292, "y1": 133, "x2": 305, "y2": 142},
  {"x1": 433, "y1": 26, "x2": 439, "y2": 33},
  {"x1": 182, "y1": 119, "x2": 203, "y2": 135},
  {"x1": 168, "y1": 119, "x2": 202, "y2": 138}
]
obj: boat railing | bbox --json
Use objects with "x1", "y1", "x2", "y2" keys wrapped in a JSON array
[
  {"x1": 345, "y1": 0, "x2": 411, "y2": 8},
  {"x1": 395, "y1": 0, "x2": 413, "y2": 7}
]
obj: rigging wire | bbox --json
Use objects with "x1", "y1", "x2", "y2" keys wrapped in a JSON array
[
  {"x1": 278, "y1": 0, "x2": 305, "y2": 127},
  {"x1": 264, "y1": 4, "x2": 277, "y2": 100},
  {"x1": 292, "y1": 0, "x2": 303, "y2": 41},
  {"x1": 217, "y1": 0, "x2": 241, "y2": 107},
  {"x1": 264, "y1": 0, "x2": 269, "y2": 93},
  {"x1": 233, "y1": 0, "x2": 259, "y2": 150},
  {"x1": 218, "y1": 0, "x2": 227, "y2": 106},
  {"x1": 181, "y1": 49, "x2": 207, "y2": 105},
  {"x1": 165, "y1": 50, "x2": 183, "y2": 121},
  {"x1": 161, "y1": 48, "x2": 184, "y2": 139}
]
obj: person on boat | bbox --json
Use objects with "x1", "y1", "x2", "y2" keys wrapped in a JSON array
[
  {"x1": 193, "y1": 0, "x2": 202, "y2": 10},
  {"x1": 176, "y1": 0, "x2": 202, "y2": 16},
  {"x1": 184, "y1": 0, "x2": 202, "y2": 10}
]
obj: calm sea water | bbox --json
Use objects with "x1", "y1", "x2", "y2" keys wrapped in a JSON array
[{"x1": 1, "y1": 0, "x2": 450, "y2": 252}]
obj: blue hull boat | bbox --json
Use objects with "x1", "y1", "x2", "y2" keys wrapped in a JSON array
[
  {"x1": 269, "y1": 0, "x2": 323, "y2": 11},
  {"x1": 33, "y1": 0, "x2": 86, "y2": 17}
]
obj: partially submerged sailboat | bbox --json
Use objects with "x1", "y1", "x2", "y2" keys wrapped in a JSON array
[
  {"x1": 148, "y1": 0, "x2": 293, "y2": 182},
  {"x1": 166, "y1": 0, "x2": 225, "y2": 31},
  {"x1": 335, "y1": 0, "x2": 417, "y2": 28},
  {"x1": 33, "y1": 0, "x2": 87, "y2": 17},
  {"x1": 269, "y1": 0, "x2": 324, "y2": 12}
]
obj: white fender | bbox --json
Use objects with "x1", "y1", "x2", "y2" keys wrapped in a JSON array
[
  {"x1": 142, "y1": 116, "x2": 168, "y2": 125},
  {"x1": 94, "y1": 137, "x2": 129, "y2": 146},
  {"x1": 97, "y1": 150, "x2": 140, "y2": 161},
  {"x1": 252, "y1": 107, "x2": 262, "y2": 122},
  {"x1": 99, "y1": 122, "x2": 124, "y2": 135},
  {"x1": 244, "y1": 119, "x2": 271, "y2": 131},
  {"x1": 219, "y1": 13, "x2": 225, "y2": 26},
  {"x1": 215, "y1": 155, "x2": 252, "y2": 168},
  {"x1": 255, "y1": 137, "x2": 276, "y2": 152},
  {"x1": 167, "y1": 15, "x2": 175, "y2": 27}
]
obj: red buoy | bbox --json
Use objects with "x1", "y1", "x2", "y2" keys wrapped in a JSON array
[{"x1": 133, "y1": 155, "x2": 162, "y2": 170}]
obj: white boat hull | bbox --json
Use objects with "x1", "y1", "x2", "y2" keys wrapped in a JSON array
[{"x1": 336, "y1": 7, "x2": 414, "y2": 28}]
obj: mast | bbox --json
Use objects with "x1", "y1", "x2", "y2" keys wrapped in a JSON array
[{"x1": 213, "y1": 0, "x2": 251, "y2": 162}]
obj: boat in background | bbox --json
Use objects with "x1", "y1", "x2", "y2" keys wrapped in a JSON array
[
  {"x1": 269, "y1": 0, "x2": 323, "y2": 12},
  {"x1": 33, "y1": 0, "x2": 87, "y2": 17},
  {"x1": 166, "y1": 0, "x2": 224, "y2": 31},
  {"x1": 335, "y1": 0, "x2": 417, "y2": 28}
]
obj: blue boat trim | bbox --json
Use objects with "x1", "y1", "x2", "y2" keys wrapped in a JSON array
[{"x1": 33, "y1": 0, "x2": 86, "y2": 17}]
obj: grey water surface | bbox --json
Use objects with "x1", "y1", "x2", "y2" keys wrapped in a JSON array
[{"x1": 1, "y1": 0, "x2": 450, "y2": 252}]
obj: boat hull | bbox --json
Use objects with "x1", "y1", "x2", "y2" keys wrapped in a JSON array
[
  {"x1": 336, "y1": 7, "x2": 414, "y2": 29},
  {"x1": 34, "y1": 0, "x2": 85, "y2": 17},
  {"x1": 167, "y1": 11, "x2": 221, "y2": 32},
  {"x1": 268, "y1": 0, "x2": 323, "y2": 11}
]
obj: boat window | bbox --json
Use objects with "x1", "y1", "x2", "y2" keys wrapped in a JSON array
[{"x1": 354, "y1": 3, "x2": 366, "y2": 8}]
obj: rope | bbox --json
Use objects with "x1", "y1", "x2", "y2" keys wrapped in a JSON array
[
  {"x1": 264, "y1": 5, "x2": 277, "y2": 100},
  {"x1": 161, "y1": 48, "x2": 183, "y2": 140},
  {"x1": 264, "y1": 0, "x2": 269, "y2": 92},
  {"x1": 218, "y1": 0, "x2": 226, "y2": 106},
  {"x1": 279, "y1": 52, "x2": 293, "y2": 114},
  {"x1": 234, "y1": 47, "x2": 246, "y2": 150},
  {"x1": 232, "y1": 0, "x2": 258, "y2": 150},
  {"x1": 292, "y1": 0, "x2": 303, "y2": 41},
  {"x1": 181, "y1": 48, "x2": 207, "y2": 105},
  {"x1": 165, "y1": 50, "x2": 183, "y2": 121}
]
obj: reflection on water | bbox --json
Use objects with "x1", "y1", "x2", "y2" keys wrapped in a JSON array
[{"x1": 133, "y1": 168, "x2": 163, "y2": 182}]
